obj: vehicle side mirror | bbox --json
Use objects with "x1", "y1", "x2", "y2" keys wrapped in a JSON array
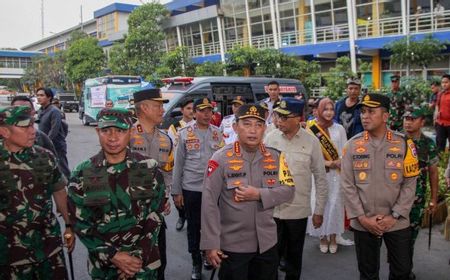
[{"x1": 170, "y1": 108, "x2": 182, "y2": 118}]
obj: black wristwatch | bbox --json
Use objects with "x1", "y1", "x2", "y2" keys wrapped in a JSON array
[{"x1": 65, "y1": 224, "x2": 72, "y2": 228}]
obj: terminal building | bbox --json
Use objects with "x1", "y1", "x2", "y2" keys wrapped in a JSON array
[{"x1": 9, "y1": 0, "x2": 450, "y2": 89}]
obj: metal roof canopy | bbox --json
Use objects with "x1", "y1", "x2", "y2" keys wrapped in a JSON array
[{"x1": 0, "y1": 50, "x2": 42, "y2": 58}]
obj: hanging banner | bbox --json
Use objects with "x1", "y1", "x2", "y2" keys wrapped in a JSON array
[{"x1": 90, "y1": 85, "x2": 107, "y2": 108}]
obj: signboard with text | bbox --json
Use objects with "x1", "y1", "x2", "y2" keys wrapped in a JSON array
[{"x1": 90, "y1": 85, "x2": 107, "y2": 108}]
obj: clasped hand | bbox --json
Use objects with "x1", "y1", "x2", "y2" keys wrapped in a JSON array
[{"x1": 358, "y1": 215, "x2": 397, "y2": 237}]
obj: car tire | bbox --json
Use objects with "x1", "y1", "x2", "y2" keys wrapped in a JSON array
[{"x1": 82, "y1": 115, "x2": 90, "y2": 126}]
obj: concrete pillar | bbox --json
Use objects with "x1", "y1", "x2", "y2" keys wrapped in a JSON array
[
  {"x1": 269, "y1": 0, "x2": 279, "y2": 49},
  {"x1": 310, "y1": 0, "x2": 317, "y2": 44},
  {"x1": 347, "y1": 0, "x2": 357, "y2": 74},
  {"x1": 176, "y1": 26, "x2": 183, "y2": 47},
  {"x1": 217, "y1": 16, "x2": 227, "y2": 75},
  {"x1": 199, "y1": 22, "x2": 206, "y2": 56},
  {"x1": 245, "y1": 0, "x2": 252, "y2": 46}
]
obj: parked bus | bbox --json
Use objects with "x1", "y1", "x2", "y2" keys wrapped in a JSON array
[{"x1": 79, "y1": 75, "x2": 143, "y2": 125}]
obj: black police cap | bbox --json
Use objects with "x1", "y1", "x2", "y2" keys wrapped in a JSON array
[{"x1": 133, "y1": 88, "x2": 168, "y2": 103}]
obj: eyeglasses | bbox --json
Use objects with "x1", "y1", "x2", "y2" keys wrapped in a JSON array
[{"x1": 277, "y1": 114, "x2": 299, "y2": 122}]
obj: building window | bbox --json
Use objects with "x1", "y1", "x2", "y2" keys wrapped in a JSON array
[
  {"x1": 97, "y1": 13, "x2": 115, "y2": 40},
  {"x1": 0, "y1": 57, "x2": 24, "y2": 69}
]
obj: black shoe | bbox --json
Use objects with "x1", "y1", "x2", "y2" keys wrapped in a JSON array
[
  {"x1": 191, "y1": 264, "x2": 202, "y2": 280},
  {"x1": 409, "y1": 271, "x2": 416, "y2": 280},
  {"x1": 176, "y1": 217, "x2": 185, "y2": 231},
  {"x1": 279, "y1": 258, "x2": 286, "y2": 272},
  {"x1": 203, "y1": 259, "x2": 213, "y2": 271}
]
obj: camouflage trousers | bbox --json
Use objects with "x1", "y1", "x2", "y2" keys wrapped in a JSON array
[
  {"x1": 409, "y1": 191, "x2": 426, "y2": 244},
  {"x1": 0, "y1": 249, "x2": 67, "y2": 280}
]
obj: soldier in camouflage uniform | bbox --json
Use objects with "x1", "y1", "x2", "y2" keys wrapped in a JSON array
[
  {"x1": 402, "y1": 106, "x2": 439, "y2": 279},
  {"x1": 68, "y1": 108, "x2": 166, "y2": 280},
  {"x1": 387, "y1": 75, "x2": 413, "y2": 131},
  {"x1": 0, "y1": 106, "x2": 74, "y2": 280}
]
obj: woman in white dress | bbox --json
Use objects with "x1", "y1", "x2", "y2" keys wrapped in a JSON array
[{"x1": 306, "y1": 98, "x2": 347, "y2": 254}]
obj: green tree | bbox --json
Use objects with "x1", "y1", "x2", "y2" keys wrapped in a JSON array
[
  {"x1": 226, "y1": 46, "x2": 259, "y2": 76},
  {"x1": 0, "y1": 78, "x2": 23, "y2": 92},
  {"x1": 323, "y1": 56, "x2": 355, "y2": 100},
  {"x1": 296, "y1": 60, "x2": 321, "y2": 94},
  {"x1": 254, "y1": 48, "x2": 284, "y2": 77},
  {"x1": 156, "y1": 46, "x2": 196, "y2": 77},
  {"x1": 195, "y1": 61, "x2": 225, "y2": 76},
  {"x1": 385, "y1": 35, "x2": 447, "y2": 77},
  {"x1": 64, "y1": 37, "x2": 105, "y2": 84},
  {"x1": 66, "y1": 30, "x2": 88, "y2": 47},
  {"x1": 22, "y1": 52, "x2": 67, "y2": 91},
  {"x1": 108, "y1": 43, "x2": 132, "y2": 75},
  {"x1": 125, "y1": 2, "x2": 169, "y2": 77}
]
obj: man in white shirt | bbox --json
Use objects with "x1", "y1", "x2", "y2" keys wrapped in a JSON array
[
  {"x1": 220, "y1": 96, "x2": 245, "y2": 145},
  {"x1": 263, "y1": 81, "x2": 281, "y2": 125}
]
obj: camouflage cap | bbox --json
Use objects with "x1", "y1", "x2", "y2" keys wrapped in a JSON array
[
  {"x1": 0, "y1": 106, "x2": 33, "y2": 127},
  {"x1": 390, "y1": 75, "x2": 400, "y2": 82},
  {"x1": 97, "y1": 108, "x2": 133, "y2": 129},
  {"x1": 346, "y1": 77, "x2": 361, "y2": 86},
  {"x1": 403, "y1": 106, "x2": 427, "y2": 119}
]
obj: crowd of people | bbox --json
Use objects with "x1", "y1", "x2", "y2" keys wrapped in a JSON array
[{"x1": 0, "y1": 74, "x2": 449, "y2": 280}]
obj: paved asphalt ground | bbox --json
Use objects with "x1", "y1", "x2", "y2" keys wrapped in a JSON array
[{"x1": 63, "y1": 113, "x2": 450, "y2": 280}]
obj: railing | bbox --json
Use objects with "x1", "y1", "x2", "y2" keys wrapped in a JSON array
[
  {"x1": 280, "y1": 29, "x2": 314, "y2": 46},
  {"x1": 224, "y1": 37, "x2": 246, "y2": 51},
  {"x1": 357, "y1": 16, "x2": 403, "y2": 38},
  {"x1": 315, "y1": 24, "x2": 350, "y2": 43},
  {"x1": 409, "y1": 9, "x2": 450, "y2": 33},
  {"x1": 181, "y1": 9, "x2": 450, "y2": 58},
  {"x1": 357, "y1": 9, "x2": 450, "y2": 38},
  {"x1": 250, "y1": 35, "x2": 275, "y2": 49}
]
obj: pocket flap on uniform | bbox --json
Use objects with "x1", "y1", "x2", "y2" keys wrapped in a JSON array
[
  {"x1": 352, "y1": 160, "x2": 370, "y2": 170},
  {"x1": 385, "y1": 160, "x2": 402, "y2": 170},
  {"x1": 225, "y1": 176, "x2": 248, "y2": 190}
]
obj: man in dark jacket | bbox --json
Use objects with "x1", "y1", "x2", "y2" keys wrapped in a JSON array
[
  {"x1": 334, "y1": 78, "x2": 364, "y2": 139},
  {"x1": 36, "y1": 87, "x2": 70, "y2": 177}
]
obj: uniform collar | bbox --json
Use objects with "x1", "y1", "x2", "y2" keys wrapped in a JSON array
[
  {"x1": 134, "y1": 120, "x2": 159, "y2": 135},
  {"x1": 281, "y1": 125, "x2": 303, "y2": 140},
  {"x1": 233, "y1": 141, "x2": 269, "y2": 162},
  {"x1": 0, "y1": 139, "x2": 33, "y2": 161},
  {"x1": 193, "y1": 121, "x2": 211, "y2": 131},
  {"x1": 92, "y1": 148, "x2": 134, "y2": 168},
  {"x1": 363, "y1": 129, "x2": 394, "y2": 143}
]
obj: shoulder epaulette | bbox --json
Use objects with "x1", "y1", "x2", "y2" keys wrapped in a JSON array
[
  {"x1": 210, "y1": 124, "x2": 220, "y2": 130},
  {"x1": 265, "y1": 146, "x2": 282, "y2": 154},
  {"x1": 349, "y1": 131, "x2": 365, "y2": 141},
  {"x1": 173, "y1": 121, "x2": 182, "y2": 129},
  {"x1": 392, "y1": 131, "x2": 405, "y2": 138}
]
